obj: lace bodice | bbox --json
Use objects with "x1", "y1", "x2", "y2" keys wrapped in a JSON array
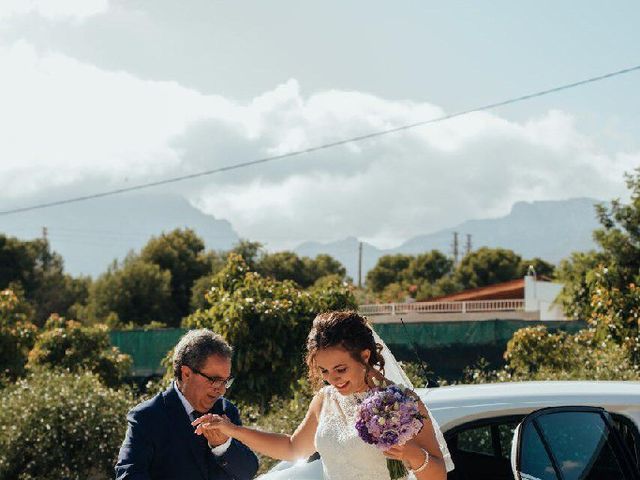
[
  {"x1": 315, "y1": 386, "x2": 403, "y2": 480},
  {"x1": 259, "y1": 385, "x2": 453, "y2": 480}
]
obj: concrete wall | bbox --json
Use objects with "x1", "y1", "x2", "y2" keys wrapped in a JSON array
[{"x1": 524, "y1": 276, "x2": 565, "y2": 320}]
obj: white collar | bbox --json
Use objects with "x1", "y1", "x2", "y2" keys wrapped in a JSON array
[{"x1": 173, "y1": 380, "x2": 196, "y2": 417}]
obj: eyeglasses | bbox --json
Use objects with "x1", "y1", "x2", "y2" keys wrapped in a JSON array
[{"x1": 191, "y1": 368, "x2": 235, "y2": 389}]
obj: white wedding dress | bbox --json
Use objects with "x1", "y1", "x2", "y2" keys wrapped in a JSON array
[
  {"x1": 258, "y1": 385, "x2": 393, "y2": 480},
  {"x1": 258, "y1": 331, "x2": 454, "y2": 480}
]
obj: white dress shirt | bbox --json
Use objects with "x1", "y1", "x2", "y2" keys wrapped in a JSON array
[{"x1": 174, "y1": 381, "x2": 232, "y2": 456}]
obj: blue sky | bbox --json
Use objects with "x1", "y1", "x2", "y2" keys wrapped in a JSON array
[{"x1": 0, "y1": 1, "x2": 638, "y2": 248}]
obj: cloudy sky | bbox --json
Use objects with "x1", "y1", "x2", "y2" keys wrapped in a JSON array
[{"x1": 1, "y1": 0, "x2": 639, "y2": 249}]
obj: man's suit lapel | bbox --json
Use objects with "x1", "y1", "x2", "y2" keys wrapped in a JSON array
[{"x1": 162, "y1": 387, "x2": 208, "y2": 480}]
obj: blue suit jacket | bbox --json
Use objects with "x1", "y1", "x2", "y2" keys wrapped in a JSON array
[{"x1": 115, "y1": 386, "x2": 259, "y2": 480}]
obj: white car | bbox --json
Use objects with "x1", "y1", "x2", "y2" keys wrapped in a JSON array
[{"x1": 269, "y1": 381, "x2": 640, "y2": 479}]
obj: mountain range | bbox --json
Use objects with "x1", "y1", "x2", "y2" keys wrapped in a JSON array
[
  {"x1": 0, "y1": 194, "x2": 602, "y2": 279},
  {"x1": 296, "y1": 197, "x2": 602, "y2": 280},
  {"x1": 0, "y1": 193, "x2": 238, "y2": 277}
]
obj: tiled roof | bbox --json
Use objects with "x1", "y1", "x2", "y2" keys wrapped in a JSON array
[{"x1": 430, "y1": 278, "x2": 525, "y2": 301}]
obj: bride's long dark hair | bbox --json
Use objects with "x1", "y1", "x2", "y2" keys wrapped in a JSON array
[{"x1": 305, "y1": 310, "x2": 385, "y2": 387}]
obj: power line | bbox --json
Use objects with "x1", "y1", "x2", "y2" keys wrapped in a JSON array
[{"x1": 2, "y1": 63, "x2": 639, "y2": 217}]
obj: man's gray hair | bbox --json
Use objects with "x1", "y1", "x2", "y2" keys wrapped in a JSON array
[{"x1": 173, "y1": 329, "x2": 233, "y2": 380}]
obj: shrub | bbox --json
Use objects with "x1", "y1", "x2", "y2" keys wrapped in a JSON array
[
  {"x1": 504, "y1": 325, "x2": 572, "y2": 376},
  {"x1": 0, "y1": 370, "x2": 138, "y2": 480},
  {"x1": 398, "y1": 361, "x2": 433, "y2": 388},
  {"x1": 464, "y1": 326, "x2": 640, "y2": 384},
  {"x1": 27, "y1": 315, "x2": 132, "y2": 387}
]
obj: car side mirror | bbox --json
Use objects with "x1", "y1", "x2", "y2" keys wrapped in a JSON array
[{"x1": 511, "y1": 406, "x2": 640, "y2": 480}]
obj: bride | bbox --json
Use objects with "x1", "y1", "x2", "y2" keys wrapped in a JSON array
[{"x1": 193, "y1": 311, "x2": 455, "y2": 480}]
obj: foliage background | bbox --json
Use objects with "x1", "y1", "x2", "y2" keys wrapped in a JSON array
[
  {"x1": 1, "y1": 170, "x2": 640, "y2": 479},
  {"x1": 0, "y1": 370, "x2": 137, "y2": 480}
]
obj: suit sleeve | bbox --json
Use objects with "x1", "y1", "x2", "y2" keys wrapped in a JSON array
[
  {"x1": 213, "y1": 401, "x2": 260, "y2": 480},
  {"x1": 114, "y1": 408, "x2": 154, "y2": 480}
]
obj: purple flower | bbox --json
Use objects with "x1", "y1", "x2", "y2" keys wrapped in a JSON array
[
  {"x1": 354, "y1": 385, "x2": 425, "y2": 480},
  {"x1": 380, "y1": 430, "x2": 399, "y2": 447},
  {"x1": 354, "y1": 385, "x2": 424, "y2": 450}
]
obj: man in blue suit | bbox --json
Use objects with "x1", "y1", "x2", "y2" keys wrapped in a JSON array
[{"x1": 115, "y1": 329, "x2": 259, "y2": 480}]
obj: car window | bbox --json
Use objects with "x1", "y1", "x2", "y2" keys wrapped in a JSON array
[
  {"x1": 612, "y1": 414, "x2": 640, "y2": 471},
  {"x1": 457, "y1": 425, "x2": 493, "y2": 456},
  {"x1": 519, "y1": 423, "x2": 558, "y2": 480},
  {"x1": 517, "y1": 410, "x2": 635, "y2": 480},
  {"x1": 446, "y1": 416, "x2": 524, "y2": 480},
  {"x1": 497, "y1": 422, "x2": 518, "y2": 458},
  {"x1": 537, "y1": 411, "x2": 628, "y2": 480},
  {"x1": 451, "y1": 418, "x2": 521, "y2": 458}
]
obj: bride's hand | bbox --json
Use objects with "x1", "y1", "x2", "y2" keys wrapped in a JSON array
[
  {"x1": 192, "y1": 414, "x2": 237, "y2": 444},
  {"x1": 383, "y1": 441, "x2": 427, "y2": 470}
]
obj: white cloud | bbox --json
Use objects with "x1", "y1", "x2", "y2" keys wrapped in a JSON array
[
  {"x1": 189, "y1": 92, "x2": 637, "y2": 248},
  {"x1": 0, "y1": 0, "x2": 109, "y2": 21},
  {"x1": 0, "y1": 41, "x2": 237, "y2": 197},
  {"x1": 0, "y1": 40, "x2": 637, "y2": 249}
]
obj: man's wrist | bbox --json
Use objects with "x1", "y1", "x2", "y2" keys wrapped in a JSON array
[{"x1": 209, "y1": 437, "x2": 232, "y2": 456}]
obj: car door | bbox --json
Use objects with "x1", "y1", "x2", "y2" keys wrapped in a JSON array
[{"x1": 510, "y1": 406, "x2": 640, "y2": 480}]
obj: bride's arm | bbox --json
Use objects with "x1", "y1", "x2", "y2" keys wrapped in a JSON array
[
  {"x1": 194, "y1": 390, "x2": 323, "y2": 462},
  {"x1": 383, "y1": 400, "x2": 448, "y2": 480}
]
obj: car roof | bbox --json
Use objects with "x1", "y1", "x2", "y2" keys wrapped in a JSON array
[{"x1": 415, "y1": 381, "x2": 640, "y2": 430}]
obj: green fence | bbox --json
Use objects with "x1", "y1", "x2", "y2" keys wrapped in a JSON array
[
  {"x1": 373, "y1": 319, "x2": 586, "y2": 380},
  {"x1": 110, "y1": 320, "x2": 586, "y2": 380},
  {"x1": 109, "y1": 328, "x2": 187, "y2": 377}
]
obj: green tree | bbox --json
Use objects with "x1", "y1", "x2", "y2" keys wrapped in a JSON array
[
  {"x1": 593, "y1": 171, "x2": 640, "y2": 282},
  {"x1": 518, "y1": 257, "x2": 555, "y2": 279},
  {"x1": 184, "y1": 254, "x2": 356, "y2": 407},
  {"x1": 0, "y1": 234, "x2": 89, "y2": 326},
  {"x1": 567, "y1": 170, "x2": 640, "y2": 317},
  {"x1": 303, "y1": 254, "x2": 347, "y2": 283},
  {"x1": 230, "y1": 239, "x2": 264, "y2": 271},
  {"x1": 140, "y1": 228, "x2": 211, "y2": 321},
  {"x1": 557, "y1": 169, "x2": 640, "y2": 320},
  {"x1": 27, "y1": 315, "x2": 132, "y2": 387},
  {"x1": 0, "y1": 289, "x2": 37, "y2": 382},
  {"x1": 87, "y1": 255, "x2": 173, "y2": 327},
  {"x1": 189, "y1": 251, "x2": 228, "y2": 312},
  {"x1": 415, "y1": 275, "x2": 464, "y2": 301},
  {"x1": 379, "y1": 282, "x2": 411, "y2": 302},
  {"x1": 31, "y1": 271, "x2": 90, "y2": 328},
  {"x1": 257, "y1": 252, "x2": 347, "y2": 289},
  {"x1": 366, "y1": 254, "x2": 413, "y2": 292},
  {"x1": 0, "y1": 234, "x2": 40, "y2": 294},
  {"x1": 454, "y1": 247, "x2": 522, "y2": 289},
  {"x1": 585, "y1": 265, "x2": 640, "y2": 355},
  {"x1": 257, "y1": 251, "x2": 310, "y2": 287},
  {"x1": 403, "y1": 250, "x2": 453, "y2": 284},
  {"x1": 556, "y1": 250, "x2": 608, "y2": 319}
]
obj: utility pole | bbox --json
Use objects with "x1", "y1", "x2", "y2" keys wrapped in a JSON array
[
  {"x1": 41, "y1": 226, "x2": 50, "y2": 269},
  {"x1": 357, "y1": 241, "x2": 363, "y2": 288},
  {"x1": 465, "y1": 234, "x2": 472, "y2": 257},
  {"x1": 452, "y1": 232, "x2": 459, "y2": 265}
]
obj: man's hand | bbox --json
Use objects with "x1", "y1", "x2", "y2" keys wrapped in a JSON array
[{"x1": 192, "y1": 414, "x2": 233, "y2": 447}]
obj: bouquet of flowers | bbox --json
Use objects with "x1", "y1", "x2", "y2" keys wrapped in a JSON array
[{"x1": 355, "y1": 384, "x2": 424, "y2": 479}]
